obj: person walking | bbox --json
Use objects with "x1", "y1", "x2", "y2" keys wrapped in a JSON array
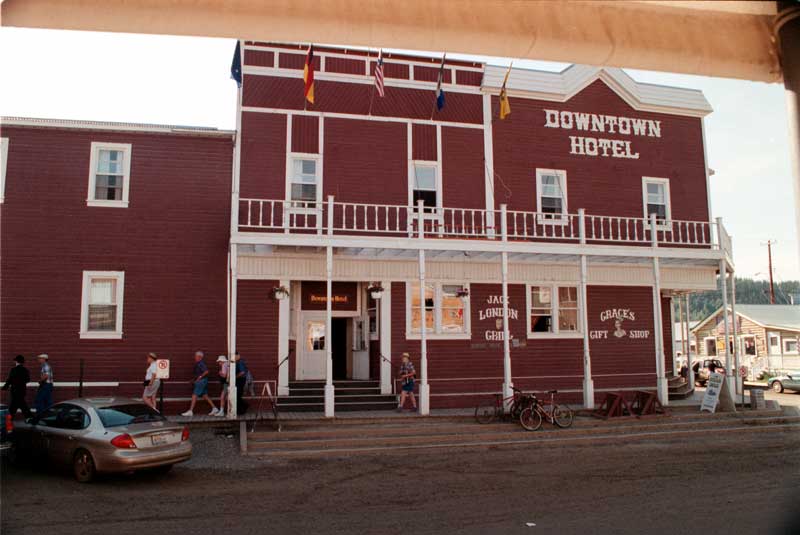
[
  {"x1": 2, "y1": 355, "x2": 32, "y2": 418},
  {"x1": 233, "y1": 352, "x2": 249, "y2": 415},
  {"x1": 397, "y1": 353, "x2": 417, "y2": 412},
  {"x1": 181, "y1": 351, "x2": 217, "y2": 417},
  {"x1": 142, "y1": 353, "x2": 161, "y2": 412},
  {"x1": 34, "y1": 354, "x2": 54, "y2": 414},
  {"x1": 212, "y1": 355, "x2": 229, "y2": 417}
]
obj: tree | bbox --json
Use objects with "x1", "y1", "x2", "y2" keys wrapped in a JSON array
[{"x1": 689, "y1": 278, "x2": 800, "y2": 321}]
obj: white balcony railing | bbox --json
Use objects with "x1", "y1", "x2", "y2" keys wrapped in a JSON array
[{"x1": 236, "y1": 195, "x2": 729, "y2": 254}]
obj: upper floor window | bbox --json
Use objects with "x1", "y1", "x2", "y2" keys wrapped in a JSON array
[
  {"x1": 87, "y1": 142, "x2": 132, "y2": 207},
  {"x1": 289, "y1": 157, "x2": 320, "y2": 205},
  {"x1": 407, "y1": 282, "x2": 469, "y2": 339},
  {"x1": 410, "y1": 162, "x2": 439, "y2": 213},
  {"x1": 0, "y1": 137, "x2": 8, "y2": 203},
  {"x1": 642, "y1": 177, "x2": 671, "y2": 227},
  {"x1": 80, "y1": 271, "x2": 125, "y2": 339},
  {"x1": 527, "y1": 284, "x2": 581, "y2": 338},
  {"x1": 536, "y1": 169, "x2": 567, "y2": 223}
]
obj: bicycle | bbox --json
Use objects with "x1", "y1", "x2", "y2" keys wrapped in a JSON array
[
  {"x1": 475, "y1": 387, "x2": 534, "y2": 424},
  {"x1": 519, "y1": 389, "x2": 574, "y2": 431}
]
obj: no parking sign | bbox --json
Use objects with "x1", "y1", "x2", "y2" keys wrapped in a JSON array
[{"x1": 155, "y1": 359, "x2": 170, "y2": 380}]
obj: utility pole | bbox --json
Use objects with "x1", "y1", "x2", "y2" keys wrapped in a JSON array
[{"x1": 762, "y1": 240, "x2": 776, "y2": 304}]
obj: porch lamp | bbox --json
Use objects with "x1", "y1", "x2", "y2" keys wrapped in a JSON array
[
  {"x1": 271, "y1": 285, "x2": 290, "y2": 301},
  {"x1": 367, "y1": 283, "x2": 385, "y2": 300}
]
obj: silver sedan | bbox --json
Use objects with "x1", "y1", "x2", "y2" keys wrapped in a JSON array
[{"x1": 12, "y1": 398, "x2": 191, "y2": 482}]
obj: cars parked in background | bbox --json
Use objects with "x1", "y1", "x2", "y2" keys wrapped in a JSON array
[
  {"x1": 692, "y1": 359, "x2": 726, "y2": 386},
  {"x1": 0, "y1": 404, "x2": 13, "y2": 457},
  {"x1": 768, "y1": 371, "x2": 800, "y2": 394},
  {"x1": 12, "y1": 398, "x2": 191, "y2": 482}
]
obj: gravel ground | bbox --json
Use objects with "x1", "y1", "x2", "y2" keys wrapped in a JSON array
[{"x1": 2, "y1": 421, "x2": 799, "y2": 535}]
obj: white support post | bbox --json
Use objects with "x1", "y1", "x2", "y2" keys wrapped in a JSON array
[
  {"x1": 482, "y1": 94, "x2": 496, "y2": 238},
  {"x1": 578, "y1": 209, "x2": 594, "y2": 409},
  {"x1": 500, "y1": 204, "x2": 513, "y2": 407},
  {"x1": 227, "y1": 243, "x2": 238, "y2": 419},
  {"x1": 324, "y1": 196, "x2": 335, "y2": 418},
  {"x1": 417, "y1": 199, "x2": 430, "y2": 415},
  {"x1": 670, "y1": 296, "x2": 678, "y2": 377},
  {"x1": 650, "y1": 214, "x2": 668, "y2": 405},
  {"x1": 277, "y1": 278, "x2": 290, "y2": 396},
  {"x1": 719, "y1": 258, "x2": 736, "y2": 410},
  {"x1": 730, "y1": 271, "x2": 742, "y2": 396},
  {"x1": 379, "y1": 281, "x2": 393, "y2": 395},
  {"x1": 685, "y1": 294, "x2": 695, "y2": 388}
]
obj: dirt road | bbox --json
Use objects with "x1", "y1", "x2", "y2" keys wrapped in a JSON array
[{"x1": 2, "y1": 426, "x2": 798, "y2": 534}]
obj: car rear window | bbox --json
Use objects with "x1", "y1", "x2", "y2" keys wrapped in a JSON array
[{"x1": 97, "y1": 404, "x2": 166, "y2": 427}]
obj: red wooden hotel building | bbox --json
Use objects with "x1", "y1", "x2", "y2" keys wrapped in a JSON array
[{"x1": 0, "y1": 42, "x2": 735, "y2": 415}]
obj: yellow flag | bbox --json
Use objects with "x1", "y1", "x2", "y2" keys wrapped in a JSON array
[{"x1": 499, "y1": 63, "x2": 512, "y2": 120}]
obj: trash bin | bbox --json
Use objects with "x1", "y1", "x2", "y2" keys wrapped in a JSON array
[{"x1": 749, "y1": 388, "x2": 766, "y2": 410}]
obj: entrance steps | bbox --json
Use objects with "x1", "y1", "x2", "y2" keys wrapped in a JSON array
[
  {"x1": 246, "y1": 407, "x2": 800, "y2": 457},
  {"x1": 668, "y1": 375, "x2": 694, "y2": 400},
  {"x1": 278, "y1": 380, "x2": 397, "y2": 412}
]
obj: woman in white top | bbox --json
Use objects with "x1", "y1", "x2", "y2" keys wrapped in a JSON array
[
  {"x1": 213, "y1": 355, "x2": 229, "y2": 417},
  {"x1": 143, "y1": 352, "x2": 160, "y2": 411}
]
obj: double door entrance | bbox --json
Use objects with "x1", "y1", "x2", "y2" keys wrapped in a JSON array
[{"x1": 298, "y1": 313, "x2": 370, "y2": 380}]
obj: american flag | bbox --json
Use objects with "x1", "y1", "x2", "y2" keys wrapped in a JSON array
[{"x1": 374, "y1": 50, "x2": 385, "y2": 97}]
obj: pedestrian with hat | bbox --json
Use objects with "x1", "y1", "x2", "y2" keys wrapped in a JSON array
[
  {"x1": 2, "y1": 355, "x2": 32, "y2": 418},
  {"x1": 212, "y1": 355, "x2": 229, "y2": 417},
  {"x1": 142, "y1": 352, "x2": 161, "y2": 412},
  {"x1": 34, "y1": 354, "x2": 54, "y2": 414}
]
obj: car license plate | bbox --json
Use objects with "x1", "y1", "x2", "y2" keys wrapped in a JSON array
[{"x1": 151, "y1": 434, "x2": 168, "y2": 446}]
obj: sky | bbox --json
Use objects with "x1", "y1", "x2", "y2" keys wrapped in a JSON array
[{"x1": 1, "y1": 28, "x2": 797, "y2": 282}]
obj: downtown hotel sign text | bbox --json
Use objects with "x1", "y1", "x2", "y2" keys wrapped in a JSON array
[{"x1": 544, "y1": 109, "x2": 662, "y2": 160}]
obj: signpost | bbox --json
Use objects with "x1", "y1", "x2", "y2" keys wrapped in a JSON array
[
  {"x1": 700, "y1": 372, "x2": 724, "y2": 413},
  {"x1": 155, "y1": 359, "x2": 169, "y2": 413}
]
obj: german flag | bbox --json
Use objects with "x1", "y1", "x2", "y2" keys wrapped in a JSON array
[
  {"x1": 499, "y1": 63, "x2": 512, "y2": 120},
  {"x1": 303, "y1": 44, "x2": 315, "y2": 105}
]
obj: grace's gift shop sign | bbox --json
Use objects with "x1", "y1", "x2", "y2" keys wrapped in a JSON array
[
  {"x1": 543, "y1": 109, "x2": 662, "y2": 160},
  {"x1": 479, "y1": 295, "x2": 519, "y2": 341},
  {"x1": 590, "y1": 308, "x2": 650, "y2": 341}
]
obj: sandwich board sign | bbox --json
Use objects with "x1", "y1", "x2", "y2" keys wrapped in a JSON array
[
  {"x1": 700, "y1": 373, "x2": 723, "y2": 412},
  {"x1": 155, "y1": 359, "x2": 170, "y2": 380}
]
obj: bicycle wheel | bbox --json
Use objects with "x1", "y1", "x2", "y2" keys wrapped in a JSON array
[
  {"x1": 519, "y1": 407, "x2": 543, "y2": 431},
  {"x1": 552, "y1": 404, "x2": 574, "y2": 428},
  {"x1": 475, "y1": 402, "x2": 499, "y2": 424}
]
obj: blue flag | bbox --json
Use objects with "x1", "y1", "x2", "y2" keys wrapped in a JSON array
[
  {"x1": 435, "y1": 54, "x2": 446, "y2": 111},
  {"x1": 231, "y1": 41, "x2": 242, "y2": 88}
]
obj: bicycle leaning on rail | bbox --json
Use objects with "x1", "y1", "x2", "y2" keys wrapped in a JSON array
[
  {"x1": 474, "y1": 387, "x2": 535, "y2": 424},
  {"x1": 519, "y1": 390, "x2": 574, "y2": 431}
]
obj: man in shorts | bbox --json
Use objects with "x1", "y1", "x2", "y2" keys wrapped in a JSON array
[
  {"x1": 397, "y1": 353, "x2": 417, "y2": 412},
  {"x1": 142, "y1": 352, "x2": 160, "y2": 411},
  {"x1": 181, "y1": 351, "x2": 217, "y2": 417}
]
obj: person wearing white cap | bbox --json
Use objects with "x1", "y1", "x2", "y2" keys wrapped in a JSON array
[
  {"x1": 142, "y1": 353, "x2": 161, "y2": 412},
  {"x1": 212, "y1": 355, "x2": 229, "y2": 417},
  {"x1": 35, "y1": 353, "x2": 54, "y2": 414}
]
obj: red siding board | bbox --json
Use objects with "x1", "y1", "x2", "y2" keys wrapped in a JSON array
[
  {"x1": 442, "y1": 127, "x2": 485, "y2": 210},
  {"x1": 240, "y1": 112, "x2": 286, "y2": 200},
  {"x1": 492, "y1": 79, "x2": 709, "y2": 221},
  {"x1": 291, "y1": 114, "x2": 319, "y2": 154},
  {"x1": 245, "y1": 50, "x2": 274, "y2": 68},
  {"x1": 325, "y1": 56, "x2": 366, "y2": 75},
  {"x1": 414, "y1": 65, "x2": 452, "y2": 84},
  {"x1": 456, "y1": 70, "x2": 483, "y2": 86},
  {"x1": 279, "y1": 52, "x2": 320, "y2": 71},
  {"x1": 370, "y1": 61, "x2": 409, "y2": 80},
  {"x1": 0, "y1": 126, "x2": 232, "y2": 402},
  {"x1": 235, "y1": 280, "x2": 280, "y2": 385},
  {"x1": 412, "y1": 124, "x2": 437, "y2": 161}
]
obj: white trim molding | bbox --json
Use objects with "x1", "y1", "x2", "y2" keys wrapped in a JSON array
[
  {"x1": 0, "y1": 137, "x2": 8, "y2": 203},
  {"x1": 535, "y1": 168, "x2": 569, "y2": 225},
  {"x1": 405, "y1": 281, "x2": 471, "y2": 340},
  {"x1": 642, "y1": 176, "x2": 672, "y2": 230},
  {"x1": 87, "y1": 141, "x2": 132, "y2": 208},
  {"x1": 525, "y1": 283, "x2": 583, "y2": 339},
  {"x1": 80, "y1": 270, "x2": 125, "y2": 339}
]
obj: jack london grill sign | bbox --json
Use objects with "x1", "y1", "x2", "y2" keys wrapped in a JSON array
[
  {"x1": 590, "y1": 308, "x2": 650, "y2": 341},
  {"x1": 479, "y1": 295, "x2": 519, "y2": 341},
  {"x1": 543, "y1": 109, "x2": 662, "y2": 160}
]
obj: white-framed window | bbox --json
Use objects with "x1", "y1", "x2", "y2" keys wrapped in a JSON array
[
  {"x1": 287, "y1": 155, "x2": 322, "y2": 206},
  {"x1": 535, "y1": 169, "x2": 568, "y2": 223},
  {"x1": 526, "y1": 284, "x2": 581, "y2": 338},
  {"x1": 87, "y1": 142, "x2": 132, "y2": 207},
  {"x1": 740, "y1": 335, "x2": 757, "y2": 356},
  {"x1": 642, "y1": 177, "x2": 671, "y2": 228},
  {"x1": 367, "y1": 298, "x2": 379, "y2": 340},
  {"x1": 783, "y1": 336, "x2": 798, "y2": 355},
  {"x1": 409, "y1": 161, "x2": 441, "y2": 214},
  {"x1": 353, "y1": 318, "x2": 367, "y2": 351},
  {"x1": 704, "y1": 336, "x2": 717, "y2": 356},
  {"x1": 0, "y1": 137, "x2": 8, "y2": 203},
  {"x1": 80, "y1": 271, "x2": 125, "y2": 339},
  {"x1": 768, "y1": 332, "x2": 781, "y2": 356},
  {"x1": 406, "y1": 282, "x2": 469, "y2": 339}
]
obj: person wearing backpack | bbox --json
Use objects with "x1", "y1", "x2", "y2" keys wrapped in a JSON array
[{"x1": 397, "y1": 353, "x2": 417, "y2": 412}]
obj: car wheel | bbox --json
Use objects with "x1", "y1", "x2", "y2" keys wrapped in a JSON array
[
  {"x1": 772, "y1": 381, "x2": 784, "y2": 394},
  {"x1": 73, "y1": 449, "x2": 96, "y2": 483}
]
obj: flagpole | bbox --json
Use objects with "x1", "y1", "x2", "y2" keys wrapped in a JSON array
[
  {"x1": 430, "y1": 53, "x2": 446, "y2": 121},
  {"x1": 368, "y1": 48, "x2": 376, "y2": 117}
]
